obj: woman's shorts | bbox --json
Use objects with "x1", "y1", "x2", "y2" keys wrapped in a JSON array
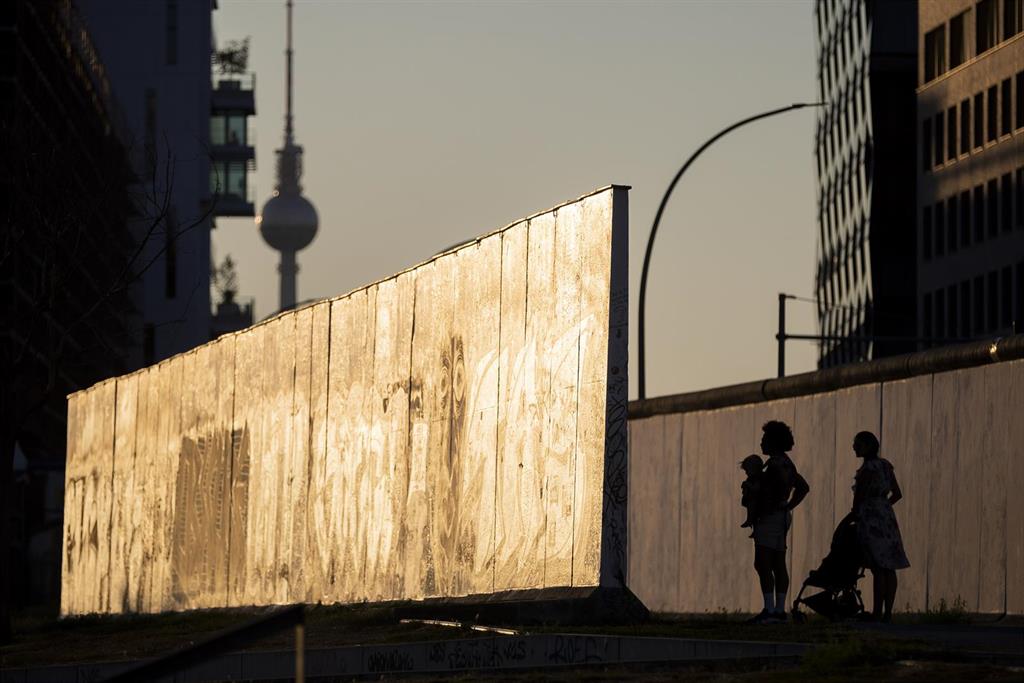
[{"x1": 753, "y1": 510, "x2": 792, "y2": 551}]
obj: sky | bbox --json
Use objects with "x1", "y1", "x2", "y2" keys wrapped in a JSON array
[{"x1": 212, "y1": 0, "x2": 822, "y2": 400}]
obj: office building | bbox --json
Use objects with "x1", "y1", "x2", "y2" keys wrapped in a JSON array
[
  {"x1": 917, "y1": 0, "x2": 1024, "y2": 342},
  {"x1": 813, "y1": 0, "x2": 919, "y2": 367},
  {"x1": 79, "y1": 0, "x2": 256, "y2": 363},
  {"x1": 1, "y1": 0, "x2": 139, "y2": 606}
]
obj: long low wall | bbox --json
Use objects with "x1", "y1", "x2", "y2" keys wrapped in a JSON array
[
  {"x1": 627, "y1": 356, "x2": 1024, "y2": 615},
  {"x1": 61, "y1": 186, "x2": 629, "y2": 616}
]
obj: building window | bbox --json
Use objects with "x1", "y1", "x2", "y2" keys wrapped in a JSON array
[
  {"x1": 988, "y1": 178, "x2": 999, "y2": 236},
  {"x1": 210, "y1": 115, "x2": 225, "y2": 145},
  {"x1": 1017, "y1": 167, "x2": 1024, "y2": 229},
  {"x1": 1017, "y1": 261, "x2": 1024, "y2": 330},
  {"x1": 947, "y1": 105, "x2": 957, "y2": 160},
  {"x1": 948, "y1": 285, "x2": 958, "y2": 338},
  {"x1": 960, "y1": 98, "x2": 971, "y2": 155},
  {"x1": 923, "y1": 205, "x2": 933, "y2": 259},
  {"x1": 1002, "y1": 266, "x2": 1013, "y2": 327},
  {"x1": 987, "y1": 86, "x2": 998, "y2": 142},
  {"x1": 1003, "y1": 173, "x2": 1013, "y2": 232},
  {"x1": 1017, "y1": 72, "x2": 1024, "y2": 130},
  {"x1": 974, "y1": 275, "x2": 985, "y2": 333},
  {"x1": 166, "y1": 0, "x2": 178, "y2": 66},
  {"x1": 974, "y1": 92, "x2": 985, "y2": 148},
  {"x1": 935, "y1": 202, "x2": 946, "y2": 256},
  {"x1": 925, "y1": 24, "x2": 946, "y2": 81},
  {"x1": 948, "y1": 195, "x2": 959, "y2": 252},
  {"x1": 988, "y1": 270, "x2": 999, "y2": 331},
  {"x1": 935, "y1": 288, "x2": 946, "y2": 341},
  {"x1": 1001, "y1": 79, "x2": 1012, "y2": 136},
  {"x1": 974, "y1": 184, "x2": 986, "y2": 242},
  {"x1": 210, "y1": 112, "x2": 249, "y2": 146},
  {"x1": 977, "y1": 0, "x2": 999, "y2": 53},
  {"x1": 227, "y1": 114, "x2": 247, "y2": 145},
  {"x1": 961, "y1": 280, "x2": 972, "y2": 338},
  {"x1": 950, "y1": 11, "x2": 967, "y2": 68},
  {"x1": 922, "y1": 118, "x2": 933, "y2": 170},
  {"x1": 1005, "y1": 0, "x2": 1023, "y2": 40},
  {"x1": 935, "y1": 110, "x2": 945, "y2": 164},
  {"x1": 165, "y1": 209, "x2": 177, "y2": 299},
  {"x1": 210, "y1": 162, "x2": 249, "y2": 199},
  {"x1": 961, "y1": 189, "x2": 972, "y2": 246}
]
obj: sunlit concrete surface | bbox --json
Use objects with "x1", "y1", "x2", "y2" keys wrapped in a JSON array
[
  {"x1": 628, "y1": 359, "x2": 1024, "y2": 615},
  {"x1": 60, "y1": 186, "x2": 629, "y2": 615}
]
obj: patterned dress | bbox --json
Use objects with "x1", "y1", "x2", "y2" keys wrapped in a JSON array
[{"x1": 853, "y1": 458, "x2": 910, "y2": 570}]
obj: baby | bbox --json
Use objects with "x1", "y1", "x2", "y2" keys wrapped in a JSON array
[{"x1": 740, "y1": 453, "x2": 765, "y2": 537}]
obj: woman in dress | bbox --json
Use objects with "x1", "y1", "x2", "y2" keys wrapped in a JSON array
[
  {"x1": 850, "y1": 430, "x2": 910, "y2": 622},
  {"x1": 750, "y1": 421, "x2": 810, "y2": 623}
]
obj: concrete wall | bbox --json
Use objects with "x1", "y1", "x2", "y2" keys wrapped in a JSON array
[
  {"x1": 61, "y1": 186, "x2": 629, "y2": 615},
  {"x1": 627, "y1": 359, "x2": 1024, "y2": 614}
]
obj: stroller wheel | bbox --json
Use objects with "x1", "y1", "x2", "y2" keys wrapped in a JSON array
[{"x1": 792, "y1": 609, "x2": 807, "y2": 625}]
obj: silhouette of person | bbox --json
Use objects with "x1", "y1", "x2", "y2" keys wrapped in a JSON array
[
  {"x1": 750, "y1": 420, "x2": 810, "y2": 623},
  {"x1": 848, "y1": 430, "x2": 909, "y2": 622}
]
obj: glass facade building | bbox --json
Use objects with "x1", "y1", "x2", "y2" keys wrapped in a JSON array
[
  {"x1": 917, "y1": 0, "x2": 1024, "y2": 345},
  {"x1": 813, "y1": 0, "x2": 918, "y2": 367}
]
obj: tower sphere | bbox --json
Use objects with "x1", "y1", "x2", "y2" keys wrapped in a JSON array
[{"x1": 259, "y1": 192, "x2": 318, "y2": 252}]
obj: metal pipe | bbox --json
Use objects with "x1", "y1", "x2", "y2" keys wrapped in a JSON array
[
  {"x1": 295, "y1": 622, "x2": 305, "y2": 683},
  {"x1": 637, "y1": 102, "x2": 824, "y2": 399},
  {"x1": 629, "y1": 334, "x2": 1024, "y2": 418},
  {"x1": 783, "y1": 334, "x2": 974, "y2": 343},
  {"x1": 285, "y1": 0, "x2": 294, "y2": 143},
  {"x1": 777, "y1": 293, "x2": 787, "y2": 377}
]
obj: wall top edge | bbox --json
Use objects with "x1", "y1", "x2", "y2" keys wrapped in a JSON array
[
  {"x1": 68, "y1": 184, "x2": 631, "y2": 400},
  {"x1": 629, "y1": 335, "x2": 1024, "y2": 419}
]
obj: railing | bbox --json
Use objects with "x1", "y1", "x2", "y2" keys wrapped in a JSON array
[
  {"x1": 102, "y1": 604, "x2": 305, "y2": 683},
  {"x1": 213, "y1": 71, "x2": 257, "y2": 92}
]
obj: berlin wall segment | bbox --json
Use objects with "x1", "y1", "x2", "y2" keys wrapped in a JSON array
[
  {"x1": 625, "y1": 345, "x2": 1024, "y2": 615},
  {"x1": 59, "y1": 186, "x2": 633, "y2": 617}
]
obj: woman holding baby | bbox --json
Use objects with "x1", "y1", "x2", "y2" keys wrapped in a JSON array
[{"x1": 746, "y1": 420, "x2": 810, "y2": 624}]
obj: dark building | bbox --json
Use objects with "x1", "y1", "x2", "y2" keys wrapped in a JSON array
[
  {"x1": 917, "y1": 0, "x2": 1024, "y2": 343},
  {"x1": 0, "y1": 0, "x2": 139, "y2": 607},
  {"x1": 79, "y1": 0, "x2": 257, "y2": 364},
  {"x1": 813, "y1": 0, "x2": 919, "y2": 367}
]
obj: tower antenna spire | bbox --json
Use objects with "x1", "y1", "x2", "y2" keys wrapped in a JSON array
[
  {"x1": 285, "y1": 0, "x2": 294, "y2": 144},
  {"x1": 259, "y1": 0, "x2": 319, "y2": 313}
]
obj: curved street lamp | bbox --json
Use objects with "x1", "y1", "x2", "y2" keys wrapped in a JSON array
[{"x1": 637, "y1": 102, "x2": 825, "y2": 400}]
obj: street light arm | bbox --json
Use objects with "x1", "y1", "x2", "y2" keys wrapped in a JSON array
[{"x1": 637, "y1": 102, "x2": 823, "y2": 400}]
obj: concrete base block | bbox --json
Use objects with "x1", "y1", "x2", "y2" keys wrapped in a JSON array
[{"x1": 393, "y1": 585, "x2": 650, "y2": 625}]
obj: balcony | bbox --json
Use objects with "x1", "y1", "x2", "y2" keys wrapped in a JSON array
[
  {"x1": 210, "y1": 115, "x2": 256, "y2": 165},
  {"x1": 211, "y1": 73, "x2": 255, "y2": 115},
  {"x1": 209, "y1": 162, "x2": 255, "y2": 217}
]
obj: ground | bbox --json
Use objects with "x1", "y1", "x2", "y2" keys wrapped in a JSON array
[{"x1": 2, "y1": 604, "x2": 1021, "y2": 680}]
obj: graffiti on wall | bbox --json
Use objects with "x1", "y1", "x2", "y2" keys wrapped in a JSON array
[{"x1": 61, "y1": 186, "x2": 629, "y2": 614}]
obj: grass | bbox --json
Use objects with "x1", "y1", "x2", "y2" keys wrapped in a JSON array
[
  {"x1": 425, "y1": 661, "x2": 1024, "y2": 682},
  {"x1": 911, "y1": 596, "x2": 972, "y2": 625},
  {"x1": 528, "y1": 612, "x2": 854, "y2": 644},
  {"x1": 0, "y1": 603, "x2": 484, "y2": 668},
  {"x1": 4, "y1": 605, "x2": 1019, "y2": 677}
]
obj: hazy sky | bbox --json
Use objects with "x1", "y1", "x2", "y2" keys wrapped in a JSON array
[{"x1": 212, "y1": 0, "x2": 821, "y2": 400}]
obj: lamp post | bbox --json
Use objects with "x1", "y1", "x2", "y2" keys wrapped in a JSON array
[{"x1": 637, "y1": 102, "x2": 824, "y2": 400}]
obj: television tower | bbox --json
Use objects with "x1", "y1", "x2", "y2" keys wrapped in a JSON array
[{"x1": 258, "y1": 0, "x2": 318, "y2": 311}]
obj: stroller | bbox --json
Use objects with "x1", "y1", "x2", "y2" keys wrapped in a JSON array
[{"x1": 791, "y1": 515, "x2": 865, "y2": 623}]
